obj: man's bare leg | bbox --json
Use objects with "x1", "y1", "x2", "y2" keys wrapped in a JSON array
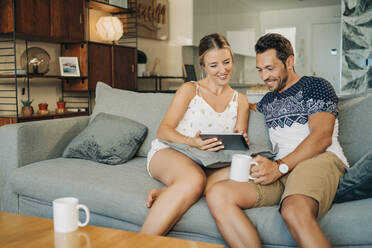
[
  {"x1": 206, "y1": 180, "x2": 261, "y2": 248},
  {"x1": 281, "y1": 195, "x2": 331, "y2": 248}
]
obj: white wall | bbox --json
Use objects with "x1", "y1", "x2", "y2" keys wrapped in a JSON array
[
  {"x1": 138, "y1": 0, "x2": 192, "y2": 77},
  {"x1": 193, "y1": 0, "x2": 262, "y2": 84},
  {"x1": 260, "y1": 5, "x2": 341, "y2": 76}
]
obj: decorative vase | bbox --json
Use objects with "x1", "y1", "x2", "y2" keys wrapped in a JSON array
[
  {"x1": 56, "y1": 101, "x2": 66, "y2": 113},
  {"x1": 21, "y1": 106, "x2": 33, "y2": 116},
  {"x1": 38, "y1": 103, "x2": 48, "y2": 115}
]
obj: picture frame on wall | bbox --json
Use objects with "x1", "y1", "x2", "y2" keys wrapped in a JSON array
[
  {"x1": 109, "y1": 0, "x2": 128, "y2": 8},
  {"x1": 137, "y1": 0, "x2": 169, "y2": 40},
  {"x1": 59, "y1": 57, "x2": 80, "y2": 77}
]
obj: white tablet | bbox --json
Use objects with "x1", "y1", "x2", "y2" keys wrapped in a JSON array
[{"x1": 199, "y1": 133, "x2": 249, "y2": 150}]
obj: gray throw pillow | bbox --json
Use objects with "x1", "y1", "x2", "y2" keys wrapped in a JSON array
[
  {"x1": 63, "y1": 112, "x2": 148, "y2": 165},
  {"x1": 334, "y1": 151, "x2": 372, "y2": 203}
]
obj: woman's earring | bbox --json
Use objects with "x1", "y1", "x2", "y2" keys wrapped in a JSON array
[{"x1": 200, "y1": 70, "x2": 205, "y2": 79}]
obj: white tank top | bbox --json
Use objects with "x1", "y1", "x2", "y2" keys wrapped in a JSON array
[{"x1": 175, "y1": 82, "x2": 238, "y2": 137}]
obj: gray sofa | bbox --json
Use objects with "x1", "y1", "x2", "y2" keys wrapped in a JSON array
[{"x1": 1, "y1": 82, "x2": 371, "y2": 247}]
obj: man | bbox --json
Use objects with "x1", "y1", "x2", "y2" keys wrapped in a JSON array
[{"x1": 206, "y1": 33, "x2": 348, "y2": 247}]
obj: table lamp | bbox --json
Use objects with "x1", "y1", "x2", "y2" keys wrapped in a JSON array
[{"x1": 96, "y1": 16, "x2": 124, "y2": 42}]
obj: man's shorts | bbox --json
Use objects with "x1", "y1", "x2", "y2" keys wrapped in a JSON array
[{"x1": 249, "y1": 152, "x2": 346, "y2": 219}]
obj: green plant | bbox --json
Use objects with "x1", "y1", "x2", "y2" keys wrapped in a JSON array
[
  {"x1": 57, "y1": 96, "x2": 65, "y2": 102},
  {"x1": 21, "y1": 99, "x2": 33, "y2": 106},
  {"x1": 137, "y1": 50, "x2": 147, "y2": 64}
]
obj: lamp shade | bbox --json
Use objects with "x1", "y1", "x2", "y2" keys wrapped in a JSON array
[{"x1": 96, "y1": 16, "x2": 124, "y2": 41}]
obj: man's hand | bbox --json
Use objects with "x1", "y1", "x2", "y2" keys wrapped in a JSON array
[{"x1": 251, "y1": 155, "x2": 282, "y2": 185}]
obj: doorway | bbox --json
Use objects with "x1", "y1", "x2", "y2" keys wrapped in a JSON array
[{"x1": 311, "y1": 22, "x2": 342, "y2": 93}]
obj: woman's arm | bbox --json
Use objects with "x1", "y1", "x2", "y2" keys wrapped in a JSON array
[
  {"x1": 234, "y1": 93, "x2": 250, "y2": 143},
  {"x1": 157, "y1": 82, "x2": 195, "y2": 142}
]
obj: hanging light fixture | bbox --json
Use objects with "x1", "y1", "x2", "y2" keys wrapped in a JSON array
[{"x1": 96, "y1": 16, "x2": 124, "y2": 42}]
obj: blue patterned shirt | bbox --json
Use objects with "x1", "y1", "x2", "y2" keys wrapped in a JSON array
[
  {"x1": 256, "y1": 76, "x2": 338, "y2": 129},
  {"x1": 255, "y1": 76, "x2": 348, "y2": 165}
]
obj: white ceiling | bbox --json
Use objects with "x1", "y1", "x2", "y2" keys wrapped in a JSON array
[{"x1": 237, "y1": 0, "x2": 340, "y2": 11}]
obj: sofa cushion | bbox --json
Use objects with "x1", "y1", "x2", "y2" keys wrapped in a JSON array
[
  {"x1": 334, "y1": 151, "x2": 372, "y2": 203},
  {"x1": 63, "y1": 112, "x2": 147, "y2": 165},
  {"x1": 92, "y1": 82, "x2": 173, "y2": 157},
  {"x1": 338, "y1": 92, "x2": 372, "y2": 166}
]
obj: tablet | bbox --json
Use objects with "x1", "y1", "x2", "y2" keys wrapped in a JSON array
[{"x1": 200, "y1": 133, "x2": 249, "y2": 150}]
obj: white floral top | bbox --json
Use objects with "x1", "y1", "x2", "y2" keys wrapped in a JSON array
[{"x1": 175, "y1": 83, "x2": 238, "y2": 137}]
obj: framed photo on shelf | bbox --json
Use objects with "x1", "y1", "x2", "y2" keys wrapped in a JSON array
[{"x1": 59, "y1": 57, "x2": 80, "y2": 77}]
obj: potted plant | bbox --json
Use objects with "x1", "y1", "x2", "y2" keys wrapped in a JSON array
[
  {"x1": 38, "y1": 102, "x2": 48, "y2": 115},
  {"x1": 137, "y1": 50, "x2": 147, "y2": 77},
  {"x1": 56, "y1": 97, "x2": 66, "y2": 113},
  {"x1": 21, "y1": 99, "x2": 34, "y2": 116}
]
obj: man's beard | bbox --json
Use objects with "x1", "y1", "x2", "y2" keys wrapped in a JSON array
[{"x1": 276, "y1": 72, "x2": 288, "y2": 92}]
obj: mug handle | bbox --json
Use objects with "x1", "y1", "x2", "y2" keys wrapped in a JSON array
[
  {"x1": 77, "y1": 204, "x2": 90, "y2": 227},
  {"x1": 249, "y1": 161, "x2": 259, "y2": 180}
]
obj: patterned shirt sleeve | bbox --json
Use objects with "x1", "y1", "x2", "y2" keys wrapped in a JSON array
[
  {"x1": 256, "y1": 93, "x2": 270, "y2": 114},
  {"x1": 304, "y1": 77, "x2": 338, "y2": 117}
]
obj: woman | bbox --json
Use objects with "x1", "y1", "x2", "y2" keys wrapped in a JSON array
[{"x1": 140, "y1": 33, "x2": 250, "y2": 235}]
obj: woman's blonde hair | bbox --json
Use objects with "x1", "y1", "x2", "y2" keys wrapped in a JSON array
[{"x1": 198, "y1": 33, "x2": 233, "y2": 68}]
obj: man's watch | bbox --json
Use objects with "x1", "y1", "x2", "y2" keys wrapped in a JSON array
[{"x1": 275, "y1": 159, "x2": 289, "y2": 174}]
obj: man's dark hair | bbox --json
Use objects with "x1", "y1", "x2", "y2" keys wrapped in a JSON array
[{"x1": 255, "y1": 33, "x2": 294, "y2": 67}]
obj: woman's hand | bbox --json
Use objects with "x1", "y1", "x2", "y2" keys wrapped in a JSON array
[
  {"x1": 187, "y1": 130, "x2": 224, "y2": 152},
  {"x1": 234, "y1": 128, "x2": 250, "y2": 146},
  {"x1": 242, "y1": 132, "x2": 250, "y2": 146}
]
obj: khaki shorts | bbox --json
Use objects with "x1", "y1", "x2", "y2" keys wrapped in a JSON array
[{"x1": 249, "y1": 152, "x2": 346, "y2": 219}]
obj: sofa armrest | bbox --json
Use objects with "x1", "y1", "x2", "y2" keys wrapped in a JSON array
[{"x1": 0, "y1": 116, "x2": 89, "y2": 202}]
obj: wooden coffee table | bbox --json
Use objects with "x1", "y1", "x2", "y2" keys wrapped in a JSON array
[{"x1": 0, "y1": 212, "x2": 224, "y2": 248}]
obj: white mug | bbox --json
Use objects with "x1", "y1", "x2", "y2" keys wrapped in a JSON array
[
  {"x1": 230, "y1": 154, "x2": 258, "y2": 182},
  {"x1": 53, "y1": 197, "x2": 90, "y2": 233}
]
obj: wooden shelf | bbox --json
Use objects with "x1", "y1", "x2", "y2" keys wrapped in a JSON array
[
  {"x1": 0, "y1": 111, "x2": 88, "y2": 119},
  {"x1": 18, "y1": 111, "x2": 88, "y2": 121},
  {"x1": 88, "y1": 1, "x2": 134, "y2": 14},
  {"x1": 0, "y1": 74, "x2": 87, "y2": 79}
]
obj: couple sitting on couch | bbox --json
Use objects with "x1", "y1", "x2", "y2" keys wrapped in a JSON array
[{"x1": 140, "y1": 32, "x2": 348, "y2": 248}]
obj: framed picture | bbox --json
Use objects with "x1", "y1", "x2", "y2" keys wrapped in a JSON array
[
  {"x1": 59, "y1": 57, "x2": 80, "y2": 77},
  {"x1": 137, "y1": 0, "x2": 169, "y2": 40},
  {"x1": 109, "y1": 0, "x2": 127, "y2": 8}
]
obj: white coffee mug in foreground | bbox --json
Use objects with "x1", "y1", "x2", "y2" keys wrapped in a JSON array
[
  {"x1": 53, "y1": 197, "x2": 90, "y2": 233},
  {"x1": 230, "y1": 154, "x2": 259, "y2": 182}
]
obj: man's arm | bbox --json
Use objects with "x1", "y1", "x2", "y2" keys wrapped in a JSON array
[
  {"x1": 280, "y1": 112, "x2": 335, "y2": 170},
  {"x1": 249, "y1": 102, "x2": 258, "y2": 112},
  {"x1": 251, "y1": 112, "x2": 335, "y2": 185}
]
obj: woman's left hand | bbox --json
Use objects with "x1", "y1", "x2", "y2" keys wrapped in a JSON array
[
  {"x1": 242, "y1": 132, "x2": 250, "y2": 146},
  {"x1": 234, "y1": 129, "x2": 250, "y2": 146}
]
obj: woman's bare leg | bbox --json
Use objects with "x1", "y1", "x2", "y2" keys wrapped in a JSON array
[
  {"x1": 140, "y1": 148, "x2": 206, "y2": 235},
  {"x1": 206, "y1": 180, "x2": 261, "y2": 248}
]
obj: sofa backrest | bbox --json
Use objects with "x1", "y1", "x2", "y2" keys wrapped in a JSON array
[
  {"x1": 92, "y1": 82, "x2": 271, "y2": 157},
  {"x1": 338, "y1": 92, "x2": 372, "y2": 166},
  {"x1": 92, "y1": 82, "x2": 371, "y2": 165}
]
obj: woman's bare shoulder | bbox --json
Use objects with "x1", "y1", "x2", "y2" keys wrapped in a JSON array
[{"x1": 175, "y1": 81, "x2": 197, "y2": 97}]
